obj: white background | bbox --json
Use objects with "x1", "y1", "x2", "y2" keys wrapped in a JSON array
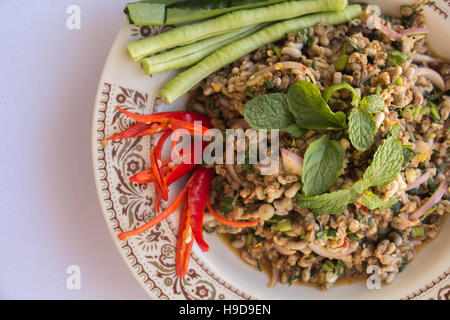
[{"x1": 0, "y1": 0, "x2": 148, "y2": 299}]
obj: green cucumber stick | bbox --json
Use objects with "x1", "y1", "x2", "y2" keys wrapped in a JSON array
[
  {"x1": 160, "y1": 5, "x2": 362, "y2": 104},
  {"x1": 125, "y1": 2, "x2": 166, "y2": 25},
  {"x1": 125, "y1": 1, "x2": 185, "y2": 25},
  {"x1": 128, "y1": 0, "x2": 348, "y2": 61},
  {"x1": 165, "y1": 0, "x2": 288, "y2": 25},
  {"x1": 142, "y1": 24, "x2": 264, "y2": 75}
]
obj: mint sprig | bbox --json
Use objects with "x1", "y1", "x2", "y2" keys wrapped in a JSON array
[
  {"x1": 348, "y1": 108, "x2": 376, "y2": 152},
  {"x1": 296, "y1": 135, "x2": 404, "y2": 215},
  {"x1": 243, "y1": 93, "x2": 293, "y2": 130},
  {"x1": 302, "y1": 135, "x2": 345, "y2": 196},
  {"x1": 296, "y1": 188, "x2": 357, "y2": 215},
  {"x1": 363, "y1": 135, "x2": 404, "y2": 187},
  {"x1": 361, "y1": 191, "x2": 398, "y2": 210},
  {"x1": 287, "y1": 81, "x2": 347, "y2": 130}
]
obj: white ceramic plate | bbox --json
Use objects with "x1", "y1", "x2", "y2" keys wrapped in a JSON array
[{"x1": 92, "y1": 1, "x2": 450, "y2": 300}]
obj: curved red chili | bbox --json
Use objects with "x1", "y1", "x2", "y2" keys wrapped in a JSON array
[
  {"x1": 188, "y1": 167, "x2": 215, "y2": 252},
  {"x1": 115, "y1": 107, "x2": 212, "y2": 128}
]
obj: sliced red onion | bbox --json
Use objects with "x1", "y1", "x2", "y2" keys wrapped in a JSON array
[
  {"x1": 226, "y1": 164, "x2": 243, "y2": 186},
  {"x1": 413, "y1": 53, "x2": 442, "y2": 64},
  {"x1": 400, "y1": 192, "x2": 410, "y2": 204},
  {"x1": 416, "y1": 67, "x2": 445, "y2": 91},
  {"x1": 281, "y1": 148, "x2": 303, "y2": 176},
  {"x1": 406, "y1": 172, "x2": 430, "y2": 191},
  {"x1": 379, "y1": 25, "x2": 401, "y2": 41},
  {"x1": 409, "y1": 181, "x2": 448, "y2": 221},
  {"x1": 307, "y1": 242, "x2": 357, "y2": 259},
  {"x1": 274, "y1": 244, "x2": 296, "y2": 256},
  {"x1": 398, "y1": 28, "x2": 429, "y2": 36},
  {"x1": 229, "y1": 118, "x2": 250, "y2": 129}
]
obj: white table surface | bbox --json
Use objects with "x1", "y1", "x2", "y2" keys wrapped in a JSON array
[{"x1": 0, "y1": 0, "x2": 148, "y2": 299}]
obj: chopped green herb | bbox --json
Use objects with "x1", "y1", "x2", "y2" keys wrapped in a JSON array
[
  {"x1": 411, "y1": 225, "x2": 424, "y2": 238},
  {"x1": 277, "y1": 218, "x2": 293, "y2": 232},
  {"x1": 340, "y1": 34, "x2": 363, "y2": 53},
  {"x1": 205, "y1": 96, "x2": 216, "y2": 111},
  {"x1": 273, "y1": 45, "x2": 282, "y2": 59},
  {"x1": 327, "y1": 229, "x2": 337, "y2": 238},
  {"x1": 256, "y1": 259, "x2": 262, "y2": 271},
  {"x1": 335, "y1": 260, "x2": 345, "y2": 277},
  {"x1": 382, "y1": 13, "x2": 392, "y2": 22},
  {"x1": 322, "y1": 259, "x2": 335, "y2": 272},
  {"x1": 265, "y1": 78, "x2": 275, "y2": 89},
  {"x1": 298, "y1": 28, "x2": 315, "y2": 47},
  {"x1": 437, "y1": 163, "x2": 446, "y2": 175},
  {"x1": 219, "y1": 197, "x2": 234, "y2": 213},
  {"x1": 429, "y1": 100, "x2": 441, "y2": 121},
  {"x1": 245, "y1": 87, "x2": 257, "y2": 97},
  {"x1": 315, "y1": 229, "x2": 328, "y2": 241},
  {"x1": 335, "y1": 54, "x2": 349, "y2": 71},
  {"x1": 387, "y1": 51, "x2": 409, "y2": 66},
  {"x1": 288, "y1": 265, "x2": 300, "y2": 286},
  {"x1": 376, "y1": 83, "x2": 382, "y2": 95},
  {"x1": 347, "y1": 233, "x2": 360, "y2": 242},
  {"x1": 420, "y1": 207, "x2": 436, "y2": 222},
  {"x1": 246, "y1": 232, "x2": 253, "y2": 246},
  {"x1": 402, "y1": 148, "x2": 416, "y2": 167}
]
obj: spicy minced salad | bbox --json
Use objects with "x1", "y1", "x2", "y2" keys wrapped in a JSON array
[{"x1": 108, "y1": 0, "x2": 449, "y2": 290}]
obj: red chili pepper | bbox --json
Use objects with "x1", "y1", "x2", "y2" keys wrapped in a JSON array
[
  {"x1": 106, "y1": 122, "x2": 169, "y2": 141},
  {"x1": 176, "y1": 202, "x2": 194, "y2": 277},
  {"x1": 169, "y1": 118, "x2": 211, "y2": 137},
  {"x1": 206, "y1": 199, "x2": 260, "y2": 228},
  {"x1": 117, "y1": 171, "x2": 197, "y2": 241},
  {"x1": 188, "y1": 167, "x2": 214, "y2": 252},
  {"x1": 340, "y1": 237, "x2": 350, "y2": 249},
  {"x1": 115, "y1": 107, "x2": 212, "y2": 128},
  {"x1": 129, "y1": 158, "x2": 172, "y2": 184},
  {"x1": 150, "y1": 130, "x2": 172, "y2": 202}
]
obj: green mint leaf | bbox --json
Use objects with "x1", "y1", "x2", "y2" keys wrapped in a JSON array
[
  {"x1": 348, "y1": 107, "x2": 376, "y2": 152},
  {"x1": 361, "y1": 191, "x2": 398, "y2": 210},
  {"x1": 387, "y1": 51, "x2": 409, "y2": 66},
  {"x1": 322, "y1": 82, "x2": 361, "y2": 108},
  {"x1": 363, "y1": 136, "x2": 404, "y2": 187},
  {"x1": 287, "y1": 81, "x2": 347, "y2": 130},
  {"x1": 243, "y1": 93, "x2": 293, "y2": 130},
  {"x1": 302, "y1": 135, "x2": 345, "y2": 197},
  {"x1": 388, "y1": 124, "x2": 400, "y2": 139},
  {"x1": 283, "y1": 123, "x2": 306, "y2": 138},
  {"x1": 353, "y1": 180, "x2": 370, "y2": 194},
  {"x1": 296, "y1": 188, "x2": 357, "y2": 215},
  {"x1": 360, "y1": 95, "x2": 386, "y2": 113}
]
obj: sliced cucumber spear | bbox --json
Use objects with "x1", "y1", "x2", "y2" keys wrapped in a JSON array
[
  {"x1": 165, "y1": 0, "x2": 288, "y2": 25},
  {"x1": 128, "y1": 0, "x2": 348, "y2": 61},
  {"x1": 159, "y1": 5, "x2": 362, "y2": 104},
  {"x1": 141, "y1": 24, "x2": 265, "y2": 75}
]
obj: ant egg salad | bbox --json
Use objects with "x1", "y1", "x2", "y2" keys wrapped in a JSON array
[{"x1": 109, "y1": 0, "x2": 448, "y2": 290}]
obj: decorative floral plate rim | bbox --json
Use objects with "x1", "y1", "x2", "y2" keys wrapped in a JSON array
[{"x1": 92, "y1": 2, "x2": 450, "y2": 300}]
